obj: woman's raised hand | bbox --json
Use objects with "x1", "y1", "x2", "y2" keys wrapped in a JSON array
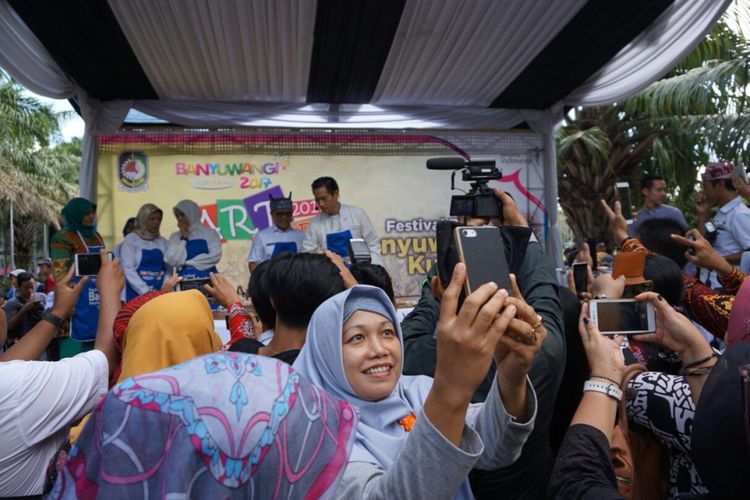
[{"x1": 435, "y1": 263, "x2": 516, "y2": 403}]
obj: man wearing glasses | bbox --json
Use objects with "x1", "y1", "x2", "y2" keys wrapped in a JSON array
[{"x1": 247, "y1": 194, "x2": 304, "y2": 272}]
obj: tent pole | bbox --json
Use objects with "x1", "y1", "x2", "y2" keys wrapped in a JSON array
[{"x1": 9, "y1": 201, "x2": 14, "y2": 269}]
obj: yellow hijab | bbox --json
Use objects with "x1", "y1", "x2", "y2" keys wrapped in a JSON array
[
  {"x1": 118, "y1": 290, "x2": 222, "y2": 382},
  {"x1": 70, "y1": 290, "x2": 221, "y2": 443}
]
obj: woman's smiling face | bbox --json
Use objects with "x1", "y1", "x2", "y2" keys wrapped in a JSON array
[{"x1": 342, "y1": 310, "x2": 401, "y2": 401}]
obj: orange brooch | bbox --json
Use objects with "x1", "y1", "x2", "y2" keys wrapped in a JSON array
[{"x1": 399, "y1": 411, "x2": 416, "y2": 432}]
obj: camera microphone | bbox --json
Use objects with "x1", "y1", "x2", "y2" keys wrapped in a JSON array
[{"x1": 426, "y1": 157, "x2": 467, "y2": 170}]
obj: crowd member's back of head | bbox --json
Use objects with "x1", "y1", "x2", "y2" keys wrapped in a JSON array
[
  {"x1": 643, "y1": 254, "x2": 685, "y2": 306},
  {"x1": 350, "y1": 263, "x2": 395, "y2": 304},
  {"x1": 247, "y1": 260, "x2": 276, "y2": 330},
  {"x1": 637, "y1": 217, "x2": 688, "y2": 269},
  {"x1": 266, "y1": 253, "x2": 344, "y2": 329}
]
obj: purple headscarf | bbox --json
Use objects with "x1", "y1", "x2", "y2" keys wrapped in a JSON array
[{"x1": 51, "y1": 353, "x2": 356, "y2": 499}]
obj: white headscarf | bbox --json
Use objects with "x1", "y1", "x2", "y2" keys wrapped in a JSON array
[{"x1": 173, "y1": 199, "x2": 202, "y2": 228}]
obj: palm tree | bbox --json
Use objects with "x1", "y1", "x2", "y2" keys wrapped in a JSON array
[
  {"x1": 558, "y1": 4, "x2": 750, "y2": 245},
  {"x1": 0, "y1": 70, "x2": 79, "y2": 269}
]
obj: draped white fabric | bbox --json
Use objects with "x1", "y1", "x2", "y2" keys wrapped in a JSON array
[
  {"x1": 567, "y1": 0, "x2": 733, "y2": 106},
  {"x1": 0, "y1": 0, "x2": 733, "y2": 212},
  {"x1": 133, "y1": 100, "x2": 524, "y2": 129},
  {"x1": 373, "y1": 0, "x2": 589, "y2": 107},
  {"x1": 109, "y1": 0, "x2": 316, "y2": 101},
  {"x1": 0, "y1": 0, "x2": 73, "y2": 98}
]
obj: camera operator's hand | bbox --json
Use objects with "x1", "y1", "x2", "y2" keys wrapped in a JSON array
[
  {"x1": 600, "y1": 199, "x2": 629, "y2": 246},
  {"x1": 578, "y1": 302, "x2": 624, "y2": 383},
  {"x1": 161, "y1": 275, "x2": 183, "y2": 292},
  {"x1": 591, "y1": 273, "x2": 625, "y2": 299},
  {"x1": 324, "y1": 250, "x2": 358, "y2": 289},
  {"x1": 205, "y1": 272, "x2": 241, "y2": 309},
  {"x1": 491, "y1": 188, "x2": 528, "y2": 227},
  {"x1": 671, "y1": 229, "x2": 734, "y2": 277},
  {"x1": 50, "y1": 268, "x2": 89, "y2": 318}
]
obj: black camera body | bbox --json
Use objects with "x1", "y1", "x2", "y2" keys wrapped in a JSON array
[{"x1": 426, "y1": 157, "x2": 502, "y2": 218}]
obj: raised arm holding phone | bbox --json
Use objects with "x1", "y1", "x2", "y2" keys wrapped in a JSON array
[{"x1": 0, "y1": 250, "x2": 124, "y2": 497}]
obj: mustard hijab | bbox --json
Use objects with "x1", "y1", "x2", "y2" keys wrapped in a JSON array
[{"x1": 118, "y1": 290, "x2": 222, "y2": 382}]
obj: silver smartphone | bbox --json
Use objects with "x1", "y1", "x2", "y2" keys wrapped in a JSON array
[
  {"x1": 589, "y1": 299, "x2": 655, "y2": 335},
  {"x1": 615, "y1": 182, "x2": 633, "y2": 224}
]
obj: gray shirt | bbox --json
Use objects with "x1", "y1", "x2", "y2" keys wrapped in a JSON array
[
  {"x1": 335, "y1": 376, "x2": 537, "y2": 499},
  {"x1": 630, "y1": 203, "x2": 688, "y2": 236}
]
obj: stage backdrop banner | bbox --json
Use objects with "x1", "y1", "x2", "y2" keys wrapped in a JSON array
[{"x1": 97, "y1": 129, "x2": 546, "y2": 299}]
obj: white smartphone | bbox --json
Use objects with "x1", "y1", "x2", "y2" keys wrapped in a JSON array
[
  {"x1": 74, "y1": 252, "x2": 114, "y2": 276},
  {"x1": 615, "y1": 182, "x2": 633, "y2": 224},
  {"x1": 589, "y1": 299, "x2": 655, "y2": 335},
  {"x1": 734, "y1": 163, "x2": 749, "y2": 184}
]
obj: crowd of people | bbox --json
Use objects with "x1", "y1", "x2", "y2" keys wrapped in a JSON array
[{"x1": 0, "y1": 164, "x2": 748, "y2": 499}]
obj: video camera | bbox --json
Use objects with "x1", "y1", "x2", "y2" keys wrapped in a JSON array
[{"x1": 426, "y1": 157, "x2": 502, "y2": 218}]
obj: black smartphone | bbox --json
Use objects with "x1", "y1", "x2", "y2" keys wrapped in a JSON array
[
  {"x1": 587, "y1": 237, "x2": 598, "y2": 270},
  {"x1": 616, "y1": 182, "x2": 633, "y2": 224},
  {"x1": 178, "y1": 277, "x2": 212, "y2": 300},
  {"x1": 573, "y1": 262, "x2": 588, "y2": 293},
  {"x1": 347, "y1": 238, "x2": 371, "y2": 265},
  {"x1": 453, "y1": 226, "x2": 512, "y2": 295},
  {"x1": 74, "y1": 252, "x2": 114, "y2": 276}
]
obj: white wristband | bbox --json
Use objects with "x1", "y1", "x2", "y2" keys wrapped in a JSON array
[{"x1": 583, "y1": 380, "x2": 622, "y2": 401}]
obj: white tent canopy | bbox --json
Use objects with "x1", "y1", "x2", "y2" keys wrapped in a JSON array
[{"x1": 0, "y1": 0, "x2": 732, "y2": 264}]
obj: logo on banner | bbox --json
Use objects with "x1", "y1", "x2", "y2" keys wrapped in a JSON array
[{"x1": 118, "y1": 152, "x2": 149, "y2": 192}]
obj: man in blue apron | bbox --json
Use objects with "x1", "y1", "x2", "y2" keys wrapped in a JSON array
[
  {"x1": 301, "y1": 176, "x2": 382, "y2": 264},
  {"x1": 247, "y1": 193, "x2": 305, "y2": 272}
]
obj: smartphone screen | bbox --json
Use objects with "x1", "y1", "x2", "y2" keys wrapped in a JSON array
[
  {"x1": 74, "y1": 252, "x2": 113, "y2": 276},
  {"x1": 591, "y1": 300, "x2": 654, "y2": 334},
  {"x1": 453, "y1": 226, "x2": 512, "y2": 294},
  {"x1": 178, "y1": 278, "x2": 212, "y2": 300},
  {"x1": 616, "y1": 182, "x2": 633, "y2": 223},
  {"x1": 573, "y1": 262, "x2": 588, "y2": 293}
]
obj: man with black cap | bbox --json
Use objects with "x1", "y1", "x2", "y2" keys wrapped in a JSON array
[{"x1": 247, "y1": 193, "x2": 304, "y2": 272}]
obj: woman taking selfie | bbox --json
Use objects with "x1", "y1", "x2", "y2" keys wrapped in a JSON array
[{"x1": 294, "y1": 263, "x2": 544, "y2": 499}]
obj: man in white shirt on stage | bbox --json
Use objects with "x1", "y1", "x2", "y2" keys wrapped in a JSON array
[
  {"x1": 247, "y1": 193, "x2": 305, "y2": 272},
  {"x1": 302, "y1": 176, "x2": 382, "y2": 264}
]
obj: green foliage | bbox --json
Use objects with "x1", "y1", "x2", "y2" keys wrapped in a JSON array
[
  {"x1": 0, "y1": 69, "x2": 78, "y2": 222},
  {"x1": 558, "y1": 11, "x2": 750, "y2": 244}
]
